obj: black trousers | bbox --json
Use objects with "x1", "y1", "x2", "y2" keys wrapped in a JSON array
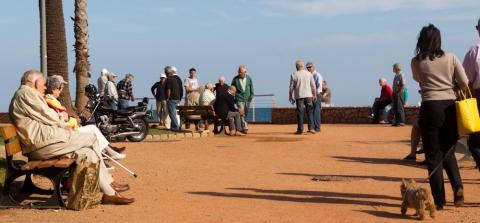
[
  {"x1": 420, "y1": 100, "x2": 463, "y2": 206},
  {"x1": 467, "y1": 89, "x2": 480, "y2": 169}
]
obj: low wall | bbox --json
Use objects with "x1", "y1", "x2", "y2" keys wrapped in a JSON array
[
  {"x1": 271, "y1": 107, "x2": 419, "y2": 124},
  {"x1": 0, "y1": 113, "x2": 10, "y2": 124}
]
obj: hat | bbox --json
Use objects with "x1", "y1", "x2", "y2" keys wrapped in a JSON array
[
  {"x1": 306, "y1": 62, "x2": 314, "y2": 68},
  {"x1": 109, "y1": 72, "x2": 118, "y2": 77},
  {"x1": 52, "y1": 75, "x2": 68, "y2": 84},
  {"x1": 160, "y1": 73, "x2": 167, "y2": 78}
]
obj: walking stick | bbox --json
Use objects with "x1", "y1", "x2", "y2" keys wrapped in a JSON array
[{"x1": 102, "y1": 152, "x2": 138, "y2": 178}]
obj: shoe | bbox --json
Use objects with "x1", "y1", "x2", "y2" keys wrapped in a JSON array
[
  {"x1": 398, "y1": 123, "x2": 405, "y2": 127},
  {"x1": 435, "y1": 205, "x2": 444, "y2": 211},
  {"x1": 315, "y1": 129, "x2": 321, "y2": 133},
  {"x1": 379, "y1": 120, "x2": 387, "y2": 124},
  {"x1": 111, "y1": 153, "x2": 127, "y2": 160},
  {"x1": 110, "y1": 146, "x2": 126, "y2": 153},
  {"x1": 391, "y1": 123, "x2": 398, "y2": 127},
  {"x1": 240, "y1": 130, "x2": 248, "y2": 135},
  {"x1": 454, "y1": 188, "x2": 464, "y2": 207},
  {"x1": 416, "y1": 148, "x2": 425, "y2": 154},
  {"x1": 234, "y1": 131, "x2": 245, "y2": 136},
  {"x1": 294, "y1": 131, "x2": 303, "y2": 135},
  {"x1": 111, "y1": 182, "x2": 130, "y2": 193},
  {"x1": 105, "y1": 162, "x2": 115, "y2": 171},
  {"x1": 403, "y1": 155, "x2": 416, "y2": 160},
  {"x1": 307, "y1": 130, "x2": 316, "y2": 135},
  {"x1": 102, "y1": 193, "x2": 135, "y2": 205}
]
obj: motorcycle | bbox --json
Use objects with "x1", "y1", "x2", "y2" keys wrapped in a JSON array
[{"x1": 81, "y1": 84, "x2": 150, "y2": 142}]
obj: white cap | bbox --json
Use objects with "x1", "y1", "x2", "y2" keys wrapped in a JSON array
[
  {"x1": 160, "y1": 73, "x2": 167, "y2": 78},
  {"x1": 109, "y1": 72, "x2": 117, "y2": 77}
]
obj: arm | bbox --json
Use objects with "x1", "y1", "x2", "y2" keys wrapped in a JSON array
[
  {"x1": 411, "y1": 59, "x2": 420, "y2": 83},
  {"x1": 151, "y1": 82, "x2": 158, "y2": 97},
  {"x1": 454, "y1": 55, "x2": 469, "y2": 90},
  {"x1": 289, "y1": 75, "x2": 294, "y2": 103},
  {"x1": 248, "y1": 77, "x2": 254, "y2": 102},
  {"x1": 463, "y1": 45, "x2": 480, "y2": 88},
  {"x1": 310, "y1": 76, "x2": 317, "y2": 101}
]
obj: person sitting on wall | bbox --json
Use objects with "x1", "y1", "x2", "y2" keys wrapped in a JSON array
[{"x1": 370, "y1": 77, "x2": 393, "y2": 124}]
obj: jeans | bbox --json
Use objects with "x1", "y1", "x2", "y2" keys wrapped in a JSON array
[
  {"x1": 382, "y1": 104, "x2": 392, "y2": 122},
  {"x1": 372, "y1": 100, "x2": 391, "y2": 122},
  {"x1": 167, "y1": 99, "x2": 180, "y2": 130},
  {"x1": 420, "y1": 100, "x2": 463, "y2": 206},
  {"x1": 295, "y1": 97, "x2": 314, "y2": 133},
  {"x1": 313, "y1": 93, "x2": 322, "y2": 131},
  {"x1": 227, "y1": 111, "x2": 243, "y2": 132},
  {"x1": 236, "y1": 101, "x2": 250, "y2": 130},
  {"x1": 118, "y1": 99, "x2": 129, "y2": 110},
  {"x1": 467, "y1": 89, "x2": 480, "y2": 170},
  {"x1": 108, "y1": 101, "x2": 118, "y2": 111},
  {"x1": 392, "y1": 92, "x2": 405, "y2": 124}
]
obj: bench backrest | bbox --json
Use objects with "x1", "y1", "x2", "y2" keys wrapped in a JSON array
[
  {"x1": 177, "y1": 105, "x2": 215, "y2": 116},
  {"x1": 0, "y1": 125, "x2": 22, "y2": 157}
]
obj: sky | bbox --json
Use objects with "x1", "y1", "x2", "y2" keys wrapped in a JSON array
[{"x1": 1, "y1": 0, "x2": 479, "y2": 111}]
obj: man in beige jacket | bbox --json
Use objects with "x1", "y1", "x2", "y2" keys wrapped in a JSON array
[{"x1": 9, "y1": 69, "x2": 133, "y2": 205}]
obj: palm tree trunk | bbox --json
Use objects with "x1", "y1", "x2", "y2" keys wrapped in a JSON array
[
  {"x1": 45, "y1": 0, "x2": 75, "y2": 114},
  {"x1": 73, "y1": 0, "x2": 90, "y2": 112}
]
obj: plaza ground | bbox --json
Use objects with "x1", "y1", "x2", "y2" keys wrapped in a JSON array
[{"x1": 1, "y1": 124, "x2": 480, "y2": 223}]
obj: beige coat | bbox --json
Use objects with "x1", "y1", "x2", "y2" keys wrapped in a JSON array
[{"x1": 9, "y1": 85, "x2": 70, "y2": 154}]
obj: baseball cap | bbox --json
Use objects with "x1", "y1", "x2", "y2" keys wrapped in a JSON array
[
  {"x1": 160, "y1": 73, "x2": 167, "y2": 78},
  {"x1": 51, "y1": 75, "x2": 68, "y2": 84},
  {"x1": 306, "y1": 62, "x2": 314, "y2": 68}
]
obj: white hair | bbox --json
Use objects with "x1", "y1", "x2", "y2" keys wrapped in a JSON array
[
  {"x1": 170, "y1": 66, "x2": 177, "y2": 74},
  {"x1": 219, "y1": 76, "x2": 225, "y2": 82},
  {"x1": 21, "y1": 69, "x2": 43, "y2": 85},
  {"x1": 379, "y1": 77, "x2": 387, "y2": 83},
  {"x1": 101, "y1": 68, "x2": 109, "y2": 76}
]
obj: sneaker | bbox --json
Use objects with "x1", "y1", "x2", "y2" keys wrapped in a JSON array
[
  {"x1": 379, "y1": 120, "x2": 387, "y2": 124},
  {"x1": 111, "y1": 153, "x2": 126, "y2": 160}
]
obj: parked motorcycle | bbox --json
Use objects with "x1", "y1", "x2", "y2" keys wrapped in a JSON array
[{"x1": 81, "y1": 84, "x2": 150, "y2": 142}]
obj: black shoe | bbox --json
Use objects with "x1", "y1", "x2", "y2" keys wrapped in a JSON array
[
  {"x1": 403, "y1": 155, "x2": 416, "y2": 160},
  {"x1": 454, "y1": 188, "x2": 464, "y2": 207},
  {"x1": 294, "y1": 131, "x2": 303, "y2": 135},
  {"x1": 391, "y1": 123, "x2": 398, "y2": 127},
  {"x1": 436, "y1": 205, "x2": 444, "y2": 211}
]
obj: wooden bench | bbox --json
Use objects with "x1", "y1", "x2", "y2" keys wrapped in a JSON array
[
  {"x1": 1, "y1": 125, "x2": 75, "y2": 208},
  {"x1": 177, "y1": 106, "x2": 216, "y2": 131}
]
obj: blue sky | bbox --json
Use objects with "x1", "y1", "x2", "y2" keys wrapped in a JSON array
[{"x1": 1, "y1": 0, "x2": 479, "y2": 111}]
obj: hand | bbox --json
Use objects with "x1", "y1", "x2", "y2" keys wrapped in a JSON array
[
  {"x1": 290, "y1": 99, "x2": 295, "y2": 105},
  {"x1": 313, "y1": 96, "x2": 317, "y2": 103}
]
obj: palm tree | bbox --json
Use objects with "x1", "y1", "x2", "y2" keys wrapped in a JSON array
[
  {"x1": 73, "y1": 0, "x2": 90, "y2": 112},
  {"x1": 45, "y1": 0, "x2": 75, "y2": 114}
]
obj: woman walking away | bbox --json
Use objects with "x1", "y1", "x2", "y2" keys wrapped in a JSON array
[{"x1": 411, "y1": 24, "x2": 469, "y2": 210}]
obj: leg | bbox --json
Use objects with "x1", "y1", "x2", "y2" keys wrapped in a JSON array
[
  {"x1": 167, "y1": 100, "x2": 179, "y2": 130},
  {"x1": 383, "y1": 104, "x2": 392, "y2": 123},
  {"x1": 295, "y1": 98, "x2": 305, "y2": 133},
  {"x1": 313, "y1": 93, "x2": 321, "y2": 131},
  {"x1": 155, "y1": 100, "x2": 162, "y2": 124},
  {"x1": 305, "y1": 98, "x2": 314, "y2": 131},
  {"x1": 161, "y1": 100, "x2": 169, "y2": 127},
  {"x1": 398, "y1": 93, "x2": 406, "y2": 124},
  {"x1": 405, "y1": 119, "x2": 421, "y2": 159}
]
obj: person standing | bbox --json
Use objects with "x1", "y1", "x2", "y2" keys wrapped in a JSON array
[
  {"x1": 289, "y1": 60, "x2": 317, "y2": 135},
  {"x1": 321, "y1": 81, "x2": 332, "y2": 107},
  {"x1": 464, "y1": 17, "x2": 480, "y2": 170},
  {"x1": 391, "y1": 63, "x2": 406, "y2": 126},
  {"x1": 184, "y1": 68, "x2": 200, "y2": 106},
  {"x1": 97, "y1": 68, "x2": 109, "y2": 97},
  {"x1": 104, "y1": 72, "x2": 119, "y2": 110},
  {"x1": 116, "y1": 73, "x2": 135, "y2": 110},
  {"x1": 411, "y1": 24, "x2": 468, "y2": 210},
  {"x1": 306, "y1": 62, "x2": 323, "y2": 132},
  {"x1": 231, "y1": 65, "x2": 254, "y2": 133},
  {"x1": 165, "y1": 67, "x2": 183, "y2": 130},
  {"x1": 151, "y1": 74, "x2": 168, "y2": 127},
  {"x1": 371, "y1": 78, "x2": 393, "y2": 124}
]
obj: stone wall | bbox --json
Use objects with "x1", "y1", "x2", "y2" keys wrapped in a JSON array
[
  {"x1": 0, "y1": 113, "x2": 10, "y2": 124},
  {"x1": 271, "y1": 107, "x2": 419, "y2": 124}
]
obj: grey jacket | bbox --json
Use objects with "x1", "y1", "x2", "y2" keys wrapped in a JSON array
[{"x1": 289, "y1": 70, "x2": 316, "y2": 100}]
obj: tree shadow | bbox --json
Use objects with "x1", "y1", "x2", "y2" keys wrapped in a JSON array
[{"x1": 188, "y1": 187, "x2": 399, "y2": 208}]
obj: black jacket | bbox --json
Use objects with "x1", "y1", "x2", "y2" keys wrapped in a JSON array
[
  {"x1": 214, "y1": 92, "x2": 238, "y2": 119},
  {"x1": 214, "y1": 83, "x2": 229, "y2": 97},
  {"x1": 151, "y1": 81, "x2": 166, "y2": 101}
]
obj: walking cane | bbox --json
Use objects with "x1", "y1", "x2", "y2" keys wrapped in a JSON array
[{"x1": 102, "y1": 152, "x2": 138, "y2": 178}]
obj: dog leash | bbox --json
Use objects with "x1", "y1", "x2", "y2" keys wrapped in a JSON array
[{"x1": 427, "y1": 144, "x2": 457, "y2": 179}]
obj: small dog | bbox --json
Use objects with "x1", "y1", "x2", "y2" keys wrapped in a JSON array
[{"x1": 400, "y1": 179, "x2": 435, "y2": 220}]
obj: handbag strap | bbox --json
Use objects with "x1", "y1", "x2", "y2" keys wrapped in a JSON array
[{"x1": 459, "y1": 87, "x2": 474, "y2": 100}]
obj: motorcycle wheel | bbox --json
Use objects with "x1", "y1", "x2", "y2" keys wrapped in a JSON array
[{"x1": 127, "y1": 118, "x2": 149, "y2": 142}]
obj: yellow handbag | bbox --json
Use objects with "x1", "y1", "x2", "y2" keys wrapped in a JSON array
[{"x1": 456, "y1": 88, "x2": 480, "y2": 135}]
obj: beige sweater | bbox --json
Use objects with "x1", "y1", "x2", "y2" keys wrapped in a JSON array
[{"x1": 411, "y1": 53, "x2": 469, "y2": 101}]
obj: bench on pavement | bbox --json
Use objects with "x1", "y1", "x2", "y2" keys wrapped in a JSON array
[
  {"x1": 177, "y1": 105, "x2": 216, "y2": 131},
  {"x1": 1, "y1": 124, "x2": 75, "y2": 208}
]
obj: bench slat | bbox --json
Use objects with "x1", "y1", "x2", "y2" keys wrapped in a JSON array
[
  {"x1": 36, "y1": 159, "x2": 60, "y2": 169},
  {"x1": 20, "y1": 161, "x2": 42, "y2": 171},
  {"x1": 54, "y1": 158, "x2": 75, "y2": 168}
]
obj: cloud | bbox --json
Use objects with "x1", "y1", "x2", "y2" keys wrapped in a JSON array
[{"x1": 262, "y1": 0, "x2": 480, "y2": 16}]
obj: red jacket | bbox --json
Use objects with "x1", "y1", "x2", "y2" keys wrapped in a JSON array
[{"x1": 380, "y1": 84, "x2": 393, "y2": 101}]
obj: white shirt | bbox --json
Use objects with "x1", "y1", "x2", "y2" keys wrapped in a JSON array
[
  {"x1": 239, "y1": 77, "x2": 247, "y2": 92},
  {"x1": 200, "y1": 90, "x2": 216, "y2": 106},
  {"x1": 97, "y1": 75, "x2": 108, "y2": 96},
  {"x1": 312, "y1": 70, "x2": 323, "y2": 94},
  {"x1": 184, "y1": 77, "x2": 199, "y2": 92}
]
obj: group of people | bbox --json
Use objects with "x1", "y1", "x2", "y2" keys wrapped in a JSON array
[
  {"x1": 370, "y1": 64, "x2": 408, "y2": 126},
  {"x1": 97, "y1": 69, "x2": 135, "y2": 111},
  {"x1": 9, "y1": 70, "x2": 135, "y2": 205},
  {"x1": 289, "y1": 61, "x2": 330, "y2": 134},
  {"x1": 149, "y1": 65, "x2": 254, "y2": 134},
  {"x1": 407, "y1": 18, "x2": 480, "y2": 211}
]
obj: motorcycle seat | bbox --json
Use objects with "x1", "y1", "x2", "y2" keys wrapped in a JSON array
[{"x1": 115, "y1": 109, "x2": 134, "y2": 116}]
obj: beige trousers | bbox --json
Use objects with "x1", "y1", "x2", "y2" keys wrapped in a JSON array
[{"x1": 30, "y1": 131, "x2": 116, "y2": 195}]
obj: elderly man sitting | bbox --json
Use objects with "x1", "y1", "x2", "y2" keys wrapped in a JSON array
[{"x1": 9, "y1": 69, "x2": 134, "y2": 205}]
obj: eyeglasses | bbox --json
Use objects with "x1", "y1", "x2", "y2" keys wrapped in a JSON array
[{"x1": 306, "y1": 66, "x2": 313, "y2": 69}]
